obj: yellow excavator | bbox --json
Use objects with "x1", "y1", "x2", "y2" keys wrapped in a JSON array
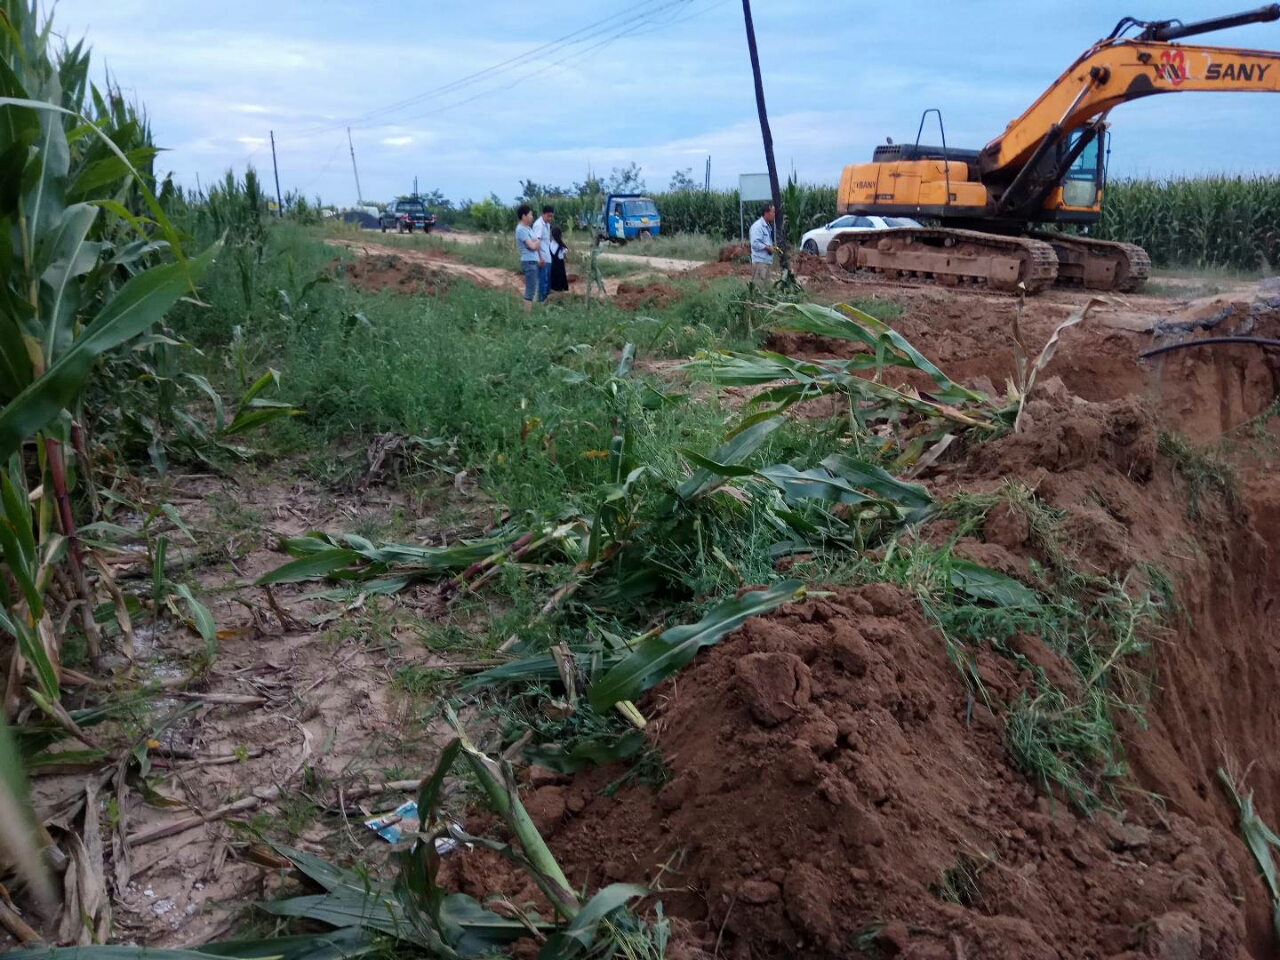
[{"x1": 829, "y1": 5, "x2": 1280, "y2": 293}]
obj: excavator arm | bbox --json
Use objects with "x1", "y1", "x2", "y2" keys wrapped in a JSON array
[{"x1": 982, "y1": 4, "x2": 1280, "y2": 179}]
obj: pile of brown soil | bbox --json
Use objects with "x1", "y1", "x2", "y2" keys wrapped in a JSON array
[
  {"x1": 718, "y1": 242, "x2": 749, "y2": 263},
  {"x1": 762, "y1": 286, "x2": 1280, "y2": 445},
  {"x1": 448, "y1": 388, "x2": 1280, "y2": 958},
  {"x1": 792, "y1": 250, "x2": 829, "y2": 277},
  {"x1": 333, "y1": 254, "x2": 453, "y2": 296},
  {"x1": 523, "y1": 585, "x2": 1249, "y2": 960},
  {"x1": 614, "y1": 280, "x2": 681, "y2": 311}
]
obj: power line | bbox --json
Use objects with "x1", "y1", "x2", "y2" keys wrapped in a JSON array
[
  {"x1": 285, "y1": 0, "x2": 690, "y2": 142},
  {"x1": 298, "y1": 138, "x2": 345, "y2": 193},
  {"x1": 629, "y1": 0, "x2": 732, "y2": 37},
  {"x1": 379, "y1": 0, "x2": 707, "y2": 127},
  {"x1": 234, "y1": 0, "x2": 709, "y2": 192}
]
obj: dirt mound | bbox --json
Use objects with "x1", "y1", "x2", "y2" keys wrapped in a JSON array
[
  {"x1": 334, "y1": 254, "x2": 454, "y2": 296},
  {"x1": 718, "y1": 242, "x2": 749, "y2": 263},
  {"x1": 762, "y1": 285, "x2": 1280, "y2": 444},
  {"x1": 446, "y1": 389, "x2": 1280, "y2": 958},
  {"x1": 938, "y1": 392, "x2": 1280, "y2": 957},
  {"x1": 792, "y1": 250, "x2": 829, "y2": 277},
  {"x1": 614, "y1": 280, "x2": 681, "y2": 311},
  {"x1": 464, "y1": 586, "x2": 1248, "y2": 959}
]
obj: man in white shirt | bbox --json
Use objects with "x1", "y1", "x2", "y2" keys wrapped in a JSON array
[
  {"x1": 749, "y1": 201, "x2": 776, "y2": 288},
  {"x1": 531, "y1": 205, "x2": 554, "y2": 303}
]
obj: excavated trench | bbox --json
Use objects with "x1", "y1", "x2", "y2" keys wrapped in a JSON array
[{"x1": 449, "y1": 294, "x2": 1280, "y2": 959}]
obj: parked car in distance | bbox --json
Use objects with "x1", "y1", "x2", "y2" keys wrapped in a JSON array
[
  {"x1": 380, "y1": 199, "x2": 436, "y2": 234},
  {"x1": 800, "y1": 214, "x2": 921, "y2": 255}
]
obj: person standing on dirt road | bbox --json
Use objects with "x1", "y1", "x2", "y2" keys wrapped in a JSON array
[
  {"x1": 532, "y1": 205, "x2": 555, "y2": 303},
  {"x1": 749, "y1": 201, "x2": 776, "y2": 288},
  {"x1": 549, "y1": 225, "x2": 570, "y2": 295},
  {"x1": 515, "y1": 204, "x2": 540, "y2": 314}
]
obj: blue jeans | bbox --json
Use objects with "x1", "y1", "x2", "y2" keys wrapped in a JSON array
[
  {"x1": 521, "y1": 261, "x2": 539, "y2": 301},
  {"x1": 538, "y1": 263, "x2": 551, "y2": 301}
]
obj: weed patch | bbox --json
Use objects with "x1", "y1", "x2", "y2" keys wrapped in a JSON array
[{"x1": 1158, "y1": 431, "x2": 1240, "y2": 519}]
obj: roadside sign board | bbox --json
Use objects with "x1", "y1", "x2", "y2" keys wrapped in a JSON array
[
  {"x1": 738, "y1": 173, "x2": 772, "y2": 202},
  {"x1": 738, "y1": 173, "x2": 773, "y2": 238}
]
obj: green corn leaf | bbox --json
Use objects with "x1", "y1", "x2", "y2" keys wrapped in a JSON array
[
  {"x1": 590, "y1": 580, "x2": 806, "y2": 710},
  {"x1": 1218, "y1": 766, "x2": 1280, "y2": 937},
  {"x1": 0, "y1": 711, "x2": 52, "y2": 907},
  {"x1": 538, "y1": 883, "x2": 649, "y2": 960},
  {"x1": 222, "y1": 403, "x2": 302, "y2": 437},
  {"x1": 255, "y1": 548, "x2": 364, "y2": 585},
  {"x1": 181, "y1": 372, "x2": 226, "y2": 431},
  {"x1": 5, "y1": 929, "x2": 375, "y2": 960},
  {"x1": 418, "y1": 739, "x2": 462, "y2": 825},
  {"x1": 820, "y1": 453, "x2": 934, "y2": 510},
  {"x1": 259, "y1": 893, "x2": 429, "y2": 948},
  {"x1": 161, "y1": 503, "x2": 197, "y2": 543},
  {"x1": 678, "y1": 416, "x2": 782, "y2": 501},
  {"x1": 239, "y1": 367, "x2": 282, "y2": 406},
  {"x1": 949, "y1": 559, "x2": 1038, "y2": 607},
  {"x1": 0, "y1": 244, "x2": 218, "y2": 463},
  {"x1": 523, "y1": 732, "x2": 647, "y2": 774},
  {"x1": 267, "y1": 842, "x2": 374, "y2": 895},
  {"x1": 461, "y1": 652, "x2": 580, "y2": 691},
  {"x1": 755, "y1": 463, "x2": 882, "y2": 508},
  {"x1": 38, "y1": 202, "x2": 102, "y2": 365},
  {"x1": 173, "y1": 583, "x2": 216, "y2": 655},
  {"x1": 0, "y1": 96, "x2": 190, "y2": 267}
]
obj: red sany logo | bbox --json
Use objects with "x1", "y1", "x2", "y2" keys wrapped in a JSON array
[{"x1": 1158, "y1": 49, "x2": 1187, "y2": 85}]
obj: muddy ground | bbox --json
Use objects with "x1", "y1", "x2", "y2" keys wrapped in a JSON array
[{"x1": 11, "y1": 250, "x2": 1280, "y2": 957}]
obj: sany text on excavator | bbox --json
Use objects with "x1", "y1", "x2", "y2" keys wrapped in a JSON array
[{"x1": 828, "y1": 5, "x2": 1280, "y2": 294}]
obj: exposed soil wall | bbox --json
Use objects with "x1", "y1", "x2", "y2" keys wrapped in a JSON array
[{"x1": 451, "y1": 335, "x2": 1280, "y2": 958}]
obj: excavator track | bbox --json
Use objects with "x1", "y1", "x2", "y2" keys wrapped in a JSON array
[
  {"x1": 828, "y1": 228, "x2": 1059, "y2": 294},
  {"x1": 1029, "y1": 233, "x2": 1151, "y2": 293}
]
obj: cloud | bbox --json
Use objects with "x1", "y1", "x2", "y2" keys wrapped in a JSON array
[{"x1": 41, "y1": 0, "x2": 1280, "y2": 206}]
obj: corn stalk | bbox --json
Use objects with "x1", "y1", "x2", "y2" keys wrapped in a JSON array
[{"x1": 0, "y1": 0, "x2": 219, "y2": 916}]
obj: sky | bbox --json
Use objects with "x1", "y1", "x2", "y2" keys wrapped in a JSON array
[{"x1": 43, "y1": 0, "x2": 1280, "y2": 207}]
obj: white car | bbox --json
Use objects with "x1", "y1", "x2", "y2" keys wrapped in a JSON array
[{"x1": 800, "y1": 214, "x2": 922, "y2": 255}]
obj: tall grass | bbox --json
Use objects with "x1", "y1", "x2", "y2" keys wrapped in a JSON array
[{"x1": 170, "y1": 225, "x2": 761, "y2": 514}]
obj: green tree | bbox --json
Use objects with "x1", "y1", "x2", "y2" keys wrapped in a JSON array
[
  {"x1": 605, "y1": 162, "x2": 646, "y2": 193},
  {"x1": 669, "y1": 168, "x2": 697, "y2": 191}
]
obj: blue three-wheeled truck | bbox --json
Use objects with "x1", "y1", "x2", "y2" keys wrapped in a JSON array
[{"x1": 592, "y1": 193, "x2": 662, "y2": 243}]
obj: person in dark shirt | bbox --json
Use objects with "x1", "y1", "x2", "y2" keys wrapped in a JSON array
[{"x1": 549, "y1": 225, "x2": 570, "y2": 294}]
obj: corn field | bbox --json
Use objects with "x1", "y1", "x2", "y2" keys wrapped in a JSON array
[
  {"x1": 1097, "y1": 176, "x2": 1280, "y2": 273},
  {"x1": 488, "y1": 176, "x2": 1278, "y2": 272}
]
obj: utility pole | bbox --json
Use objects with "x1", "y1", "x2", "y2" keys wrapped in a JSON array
[
  {"x1": 741, "y1": 0, "x2": 787, "y2": 267},
  {"x1": 413, "y1": 175, "x2": 419, "y2": 199},
  {"x1": 705, "y1": 155, "x2": 711, "y2": 191},
  {"x1": 268, "y1": 130, "x2": 284, "y2": 218},
  {"x1": 347, "y1": 127, "x2": 364, "y2": 205}
]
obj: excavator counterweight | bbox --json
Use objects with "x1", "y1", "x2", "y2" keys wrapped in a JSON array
[{"x1": 828, "y1": 6, "x2": 1280, "y2": 293}]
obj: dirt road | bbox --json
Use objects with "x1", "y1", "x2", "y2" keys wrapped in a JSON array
[
  {"x1": 328, "y1": 237, "x2": 686, "y2": 302},
  {"x1": 365, "y1": 228, "x2": 704, "y2": 273}
]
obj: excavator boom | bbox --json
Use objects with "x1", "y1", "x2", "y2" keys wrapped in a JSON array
[{"x1": 986, "y1": 38, "x2": 1280, "y2": 177}]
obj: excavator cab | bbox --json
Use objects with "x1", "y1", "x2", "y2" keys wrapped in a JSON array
[{"x1": 1059, "y1": 130, "x2": 1104, "y2": 209}]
